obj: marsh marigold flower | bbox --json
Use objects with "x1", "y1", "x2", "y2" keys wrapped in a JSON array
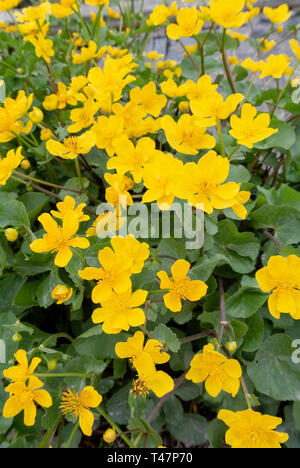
[
  {"x1": 78, "y1": 246, "x2": 132, "y2": 303},
  {"x1": 256, "y1": 255, "x2": 300, "y2": 320},
  {"x1": 30, "y1": 212, "x2": 90, "y2": 268},
  {"x1": 208, "y1": 0, "x2": 247, "y2": 29},
  {"x1": 263, "y1": 4, "x2": 291, "y2": 24},
  {"x1": 190, "y1": 91, "x2": 244, "y2": 126},
  {"x1": 229, "y1": 103, "x2": 278, "y2": 149},
  {"x1": 130, "y1": 81, "x2": 167, "y2": 118},
  {"x1": 259, "y1": 54, "x2": 292, "y2": 79},
  {"x1": 0, "y1": 90, "x2": 33, "y2": 143},
  {"x1": 60, "y1": 386, "x2": 102, "y2": 436},
  {"x1": 50, "y1": 196, "x2": 90, "y2": 223},
  {"x1": 51, "y1": 0, "x2": 77, "y2": 19},
  {"x1": 131, "y1": 353, "x2": 174, "y2": 398},
  {"x1": 3, "y1": 376, "x2": 52, "y2": 426},
  {"x1": 27, "y1": 33, "x2": 54, "y2": 63},
  {"x1": 68, "y1": 99, "x2": 100, "y2": 134},
  {"x1": 46, "y1": 131, "x2": 95, "y2": 159},
  {"x1": 92, "y1": 285, "x2": 148, "y2": 334},
  {"x1": 161, "y1": 114, "x2": 216, "y2": 155},
  {"x1": 0, "y1": 147, "x2": 23, "y2": 186},
  {"x1": 51, "y1": 285, "x2": 73, "y2": 304},
  {"x1": 142, "y1": 152, "x2": 184, "y2": 210},
  {"x1": 3, "y1": 349, "x2": 41, "y2": 383},
  {"x1": 115, "y1": 331, "x2": 170, "y2": 366},
  {"x1": 107, "y1": 135, "x2": 159, "y2": 184},
  {"x1": 157, "y1": 259, "x2": 208, "y2": 312},
  {"x1": 178, "y1": 151, "x2": 250, "y2": 218},
  {"x1": 186, "y1": 344, "x2": 242, "y2": 397},
  {"x1": 166, "y1": 7, "x2": 203, "y2": 40},
  {"x1": 218, "y1": 409, "x2": 289, "y2": 448},
  {"x1": 110, "y1": 235, "x2": 150, "y2": 275}
]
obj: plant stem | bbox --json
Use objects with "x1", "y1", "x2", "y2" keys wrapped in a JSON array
[
  {"x1": 13, "y1": 170, "x2": 83, "y2": 194},
  {"x1": 65, "y1": 421, "x2": 80, "y2": 448},
  {"x1": 37, "y1": 415, "x2": 63, "y2": 448}
]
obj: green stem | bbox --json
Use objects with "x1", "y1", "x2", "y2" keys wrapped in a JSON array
[
  {"x1": 37, "y1": 415, "x2": 63, "y2": 448},
  {"x1": 13, "y1": 170, "x2": 83, "y2": 194},
  {"x1": 241, "y1": 376, "x2": 252, "y2": 410},
  {"x1": 34, "y1": 372, "x2": 93, "y2": 378},
  {"x1": 65, "y1": 421, "x2": 80, "y2": 448},
  {"x1": 96, "y1": 407, "x2": 135, "y2": 448},
  {"x1": 73, "y1": 2, "x2": 90, "y2": 43},
  {"x1": 75, "y1": 157, "x2": 86, "y2": 193},
  {"x1": 40, "y1": 332, "x2": 74, "y2": 348},
  {"x1": 178, "y1": 39, "x2": 200, "y2": 72}
]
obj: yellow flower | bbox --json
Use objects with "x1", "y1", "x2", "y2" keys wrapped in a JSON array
[
  {"x1": 229, "y1": 103, "x2": 278, "y2": 149},
  {"x1": 182, "y1": 74, "x2": 218, "y2": 101},
  {"x1": 3, "y1": 349, "x2": 41, "y2": 383},
  {"x1": 166, "y1": 7, "x2": 203, "y2": 40},
  {"x1": 263, "y1": 4, "x2": 291, "y2": 24},
  {"x1": 0, "y1": 0, "x2": 22, "y2": 11},
  {"x1": 107, "y1": 135, "x2": 159, "y2": 184},
  {"x1": 142, "y1": 152, "x2": 184, "y2": 210},
  {"x1": 157, "y1": 259, "x2": 208, "y2": 312},
  {"x1": 131, "y1": 353, "x2": 174, "y2": 398},
  {"x1": 92, "y1": 115, "x2": 125, "y2": 157},
  {"x1": 106, "y1": 7, "x2": 120, "y2": 19},
  {"x1": 259, "y1": 54, "x2": 292, "y2": 79},
  {"x1": 85, "y1": 0, "x2": 109, "y2": 6},
  {"x1": 67, "y1": 99, "x2": 100, "y2": 133},
  {"x1": 50, "y1": 196, "x2": 90, "y2": 223},
  {"x1": 72, "y1": 40, "x2": 106, "y2": 64},
  {"x1": 290, "y1": 39, "x2": 300, "y2": 61},
  {"x1": 51, "y1": 285, "x2": 73, "y2": 304},
  {"x1": 161, "y1": 114, "x2": 216, "y2": 155},
  {"x1": 88, "y1": 56, "x2": 136, "y2": 110},
  {"x1": 186, "y1": 344, "x2": 242, "y2": 397},
  {"x1": 209, "y1": 0, "x2": 247, "y2": 29},
  {"x1": 0, "y1": 90, "x2": 33, "y2": 143},
  {"x1": 110, "y1": 235, "x2": 150, "y2": 275},
  {"x1": 46, "y1": 131, "x2": 95, "y2": 159},
  {"x1": 256, "y1": 255, "x2": 300, "y2": 320},
  {"x1": 3, "y1": 376, "x2": 52, "y2": 426},
  {"x1": 51, "y1": 0, "x2": 77, "y2": 18},
  {"x1": 190, "y1": 91, "x2": 244, "y2": 125},
  {"x1": 115, "y1": 331, "x2": 170, "y2": 365},
  {"x1": 130, "y1": 82, "x2": 167, "y2": 118},
  {"x1": 92, "y1": 285, "x2": 148, "y2": 334},
  {"x1": 146, "y1": 2, "x2": 178, "y2": 27},
  {"x1": 178, "y1": 151, "x2": 250, "y2": 217},
  {"x1": 0, "y1": 147, "x2": 23, "y2": 186},
  {"x1": 78, "y1": 246, "x2": 132, "y2": 303},
  {"x1": 60, "y1": 387, "x2": 102, "y2": 436},
  {"x1": 218, "y1": 409, "x2": 289, "y2": 448},
  {"x1": 144, "y1": 51, "x2": 164, "y2": 61},
  {"x1": 30, "y1": 212, "x2": 90, "y2": 268},
  {"x1": 27, "y1": 33, "x2": 54, "y2": 63},
  {"x1": 104, "y1": 173, "x2": 133, "y2": 209},
  {"x1": 241, "y1": 57, "x2": 264, "y2": 73}
]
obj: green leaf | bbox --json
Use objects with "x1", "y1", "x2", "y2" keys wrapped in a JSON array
[
  {"x1": 226, "y1": 288, "x2": 268, "y2": 319},
  {"x1": 151, "y1": 324, "x2": 181, "y2": 352},
  {"x1": 0, "y1": 200, "x2": 29, "y2": 228},
  {"x1": 242, "y1": 311, "x2": 264, "y2": 352},
  {"x1": 18, "y1": 192, "x2": 49, "y2": 221},
  {"x1": 106, "y1": 383, "x2": 131, "y2": 425},
  {"x1": 254, "y1": 118, "x2": 296, "y2": 150},
  {"x1": 167, "y1": 414, "x2": 208, "y2": 447},
  {"x1": 247, "y1": 334, "x2": 300, "y2": 401}
]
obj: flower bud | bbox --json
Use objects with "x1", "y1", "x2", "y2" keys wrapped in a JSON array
[
  {"x1": 40, "y1": 128, "x2": 53, "y2": 141},
  {"x1": 43, "y1": 95, "x2": 58, "y2": 111},
  {"x1": 103, "y1": 428, "x2": 116, "y2": 443},
  {"x1": 47, "y1": 359, "x2": 57, "y2": 371},
  {"x1": 12, "y1": 332, "x2": 22, "y2": 342},
  {"x1": 226, "y1": 341, "x2": 238, "y2": 353},
  {"x1": 5, "y1": 228, "x2": 18, "y2": 242},
  {"x1": 21, "y1": 160, "x2": 31, "y2": 170},
  {"x1": 29, "y1": 107, "x2": 44, "y2": 123}
]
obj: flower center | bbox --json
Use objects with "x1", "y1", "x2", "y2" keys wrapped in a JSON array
[
  {"x1": 60, "y1": 389, "x2": 81, "y2": 417},
  {"x1": 130, "y1": 378, "x2": 149, "y2": 398},
  {"x1": 171, "y1": 277, "x2": 191, "y2": 299}
]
